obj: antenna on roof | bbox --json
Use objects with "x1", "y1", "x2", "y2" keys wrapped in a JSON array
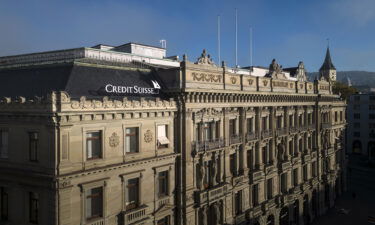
[
  {"x1": 249, "y1": 27, "x2": 253, "y2": 71},
  {"x1": 326, "y1": 38, "x2": 330, "y2": 48},
  {"x1": 217, "y1": 15, "x2": 221, "y2": 65},
  {"x1": 160, "y1": 40, "x2": 167, "y2": 49},
  {"x1": 235, "y1": 8, "x2": 238, "y2": 68}
]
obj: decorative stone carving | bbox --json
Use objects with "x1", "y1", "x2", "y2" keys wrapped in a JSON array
[
  {"x1": 192, "y1": 72, "x2": 222, "y2": 83},
  {"x1": 199, "y1": 160, "x2": 205, "y2": 190},
  {"x1": 144, "y1": 130, "x2": 153, "y2": 143},
  {"x1": 213, "y1": 202, "x2": 221, "y2": 225},
  {"x1": 263, "y1": 80, "x2": 269, "y2": 86},
  {"x1": 211, "y1": 160, "x2": 217, "y2": 186},
  {"x1": 277, "y1": 141, "x2": 285, "y2": 162},
  {"x1": 201, "y1": 207, "x2": 208, "y2": 225},
  {"x1": 109, "y1": 132, "x2": 120, "y2": 148},
  {"x1": 230, "y1": 77, "x2": 237, "y2": 84},
  {"x1": 195, "y1": 49, "x2": 215, "y2": 66}
]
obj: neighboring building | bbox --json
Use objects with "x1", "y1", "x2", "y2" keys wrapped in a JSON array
[
  {"x1": 347, "y1": 93, "x2": 375, "y2": 161},
  {"x1": 0, "y1": 44, "x2": 346, "y2": 225}
]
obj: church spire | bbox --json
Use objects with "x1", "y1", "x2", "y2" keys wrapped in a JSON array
[{"x1": 320, "y1": 47, "x2": 336, "y2": 71}]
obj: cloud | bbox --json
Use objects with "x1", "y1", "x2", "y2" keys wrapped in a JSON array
[{"x1": 330, "y1": 0, "x2": 375, "y2": 27}]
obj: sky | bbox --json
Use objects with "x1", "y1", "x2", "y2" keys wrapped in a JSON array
[{"x1": 1, "y1": 0, "x2": 375, "y2": 72}]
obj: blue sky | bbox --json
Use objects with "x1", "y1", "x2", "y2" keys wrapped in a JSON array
[{"x1": 1, "y1": 0, "x2": 375, "y2": 72}]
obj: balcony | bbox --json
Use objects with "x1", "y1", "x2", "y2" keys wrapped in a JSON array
[
  {"x1": 289, "y1": 127, "x2": 298, "y2": 133},
  {"x1": 261, "y1": 130, "x2": 272, "y2": 139},
  {"x1": 234, "y1": 213, "x2": 246, "y2": 224},
  {"x1": 250, "y1": 170, "x2": 263, "y2": 183},
  {"x1": 276, "y1": 127, "x2": 288, "y2": 136},
  {"x1": 123, "y1": 205, "x2": 148, "y2": 225},
  {"x1": 230, "y1": 134, "x2": 242, "y2": 145},
  {"x1": 246, "y1": 132, "x2": 258, "y2": 142},
  {"x1": 194, "y1": 184, "x2": 227, "y2": 205},
  {"x1": 322, "y1": 122, "x2": 331, "y2": 129},
  {"x1": 192, "y1": 138, "x2": 224, "y2": 152},
  {"x1": 86, "y1": 219, "x2": 105, "y2": 225},
  {"x1": 307, "y1": 124, "x2": 315, "y2": 130}
]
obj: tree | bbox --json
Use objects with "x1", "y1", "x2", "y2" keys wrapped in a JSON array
[{"x1": 332, "y1": 81, "x2": 358, "y2": 100}]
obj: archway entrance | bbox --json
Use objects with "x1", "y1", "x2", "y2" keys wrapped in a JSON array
[
  {"x1": 303, "y1": 194, "x2": 310, "y2": 225},
  {"x1": 293, "y1": 200, "x2": 299, "y2": 225},
  {"x1": 312, "y1": 190, "x2": 318, "y2": 217},
  {"x1": 368, "y1": 141, "x2": 375, "y2": 160},
  {"x1": 266, "y1": 215, "x2": 275, "y2": 225},
  {"x1": 279, "y1": 207, "x2": 289, "y2": 225},
  {"x1": 352, "y1": 140, "x2": 362, "y2": 154}
]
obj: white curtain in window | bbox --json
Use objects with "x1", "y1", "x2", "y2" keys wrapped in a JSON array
[
  {"x1": 158, "y1": 125, "x2": 170, "y2": 145},
  {"x1": 87, "y1": 134, "x2": 93, "y2": 158}
]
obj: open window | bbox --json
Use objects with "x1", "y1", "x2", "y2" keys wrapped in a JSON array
[{"x1": 157, "y1": 125, "x2": 170, "y2": 149}]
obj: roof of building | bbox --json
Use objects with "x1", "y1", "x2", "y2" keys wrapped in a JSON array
[
  {"x1": 0, "y1": 62, "x2": 167, "y2": 99},
  {"x1": 320, "y1": 47, "x2": 336, "y2": 71}
]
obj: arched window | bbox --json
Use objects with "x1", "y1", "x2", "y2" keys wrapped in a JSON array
[
  {"x1": 266, "y1": 215, "x2": 275, "y2": 225},
  {"x1": 279, "y1": 207, "x2": 289, "y2": 225}
]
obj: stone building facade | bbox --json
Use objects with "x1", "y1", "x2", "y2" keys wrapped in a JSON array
[
  {"x1": 347, "y1": 93, "x2": 375, "y2": 161},
  {"x1": 0, "y1": 44, "x2": 346, "y2": 225}
]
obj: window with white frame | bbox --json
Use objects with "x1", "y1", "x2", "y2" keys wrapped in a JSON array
[
  {"x1": 86, "y1": 131, "x2": 102, "y2": 160},
  {"x1": 0, "y1": 130, "x2": 8, "y2": 159},
  {"x1": 125, "y1": 127, "x2": 139, "y2": 153},
  {"x1": 157, "y1": 125, "x2": 170, "y2": 149}
]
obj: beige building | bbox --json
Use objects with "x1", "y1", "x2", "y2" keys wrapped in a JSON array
[{"x1": 0, "y1": 44, "x2": 346, "y2": 225}]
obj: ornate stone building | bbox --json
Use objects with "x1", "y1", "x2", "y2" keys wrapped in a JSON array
[{"x1": 0, "y1": 44, "x2": 346, "y2": 225}]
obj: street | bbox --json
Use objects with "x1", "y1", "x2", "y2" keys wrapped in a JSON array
[{"x1": 313, "y1": 155, "x2": 375, "y2": 225}]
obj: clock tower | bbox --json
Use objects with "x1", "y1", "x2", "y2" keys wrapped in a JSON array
[{"x1": 319, "y1": 47, "x2": 336, "y2": 82}]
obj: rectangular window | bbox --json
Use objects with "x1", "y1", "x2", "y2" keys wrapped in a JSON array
[
  {"x1": 157, "y1": 125, "x2": 170, "y2": 148},
  {"x1": 158, "y1": 171, "x2": 168, "y2": 197},
  {"x1": 293, "y1": 169, "x2": 299, "y2": 186},
  {"x1": 370, "y1": 123, "x2": 375, "y2": 129},
  {"x1": 354, "y1": 113, "x2": 360, "y2": 119},
  {"x1": 29, "y1": 192, "x2": 39, "y2": 224},
  {"x1": 312, "y1": 162, "x2": 317, "y2": 177},
  {"x1": 370, "y1": 105, "x2": 375, "y2": 110},
  {"x1": 247, "y1": 150, "x2": 252, "y2": 169},
  {"x1": 125, "y1": 128, "x2": 139, "y2": 153},
  {"x1": 229, "y1": 119, "x2": 236, "y2": 136},
  {"x1": 126, "y1": 178, "x2": 139, "y2": 210},
  {"x1": 340, "y1": 111, "x2": 343, "y2": 121},
  {"x1": 354, "y1": 96, "x2": 360, "y2": 101},
  {"x1": 354, "y1": 123, "x2": 361, "y2": 128},
  {"x1": 262, "y1": 117, "x2": 267, "y2": 130},
  {"x1": 0, "y1": 187, "x2": 8, "y2": 221},
  {"x1": 29, "y1": 132, "x2": 39, "y2": 162},
  {"x1": 230, "y1": 154, "x2": 237, "y2": 176},
  {"x1": 353, "y1": 105, "x2": 360, "y2": 110},
  {"x1": 289, "y1": 115, "x2": 293, "y2": 127},
  {"x1": 267, "y1": 178, "x2": 273, "y2": 200},
  {"x1": 0, "y1": 131, "x2": 8, "y2": 159},
  {"x1": 370, "y1": 114, "x2": 375, "y2": 120},
  {"x1": 370, "y1": 96, "x2": 375, "y2": 101},
  {"x1": 86, "y1": 187, "x2": 103, "y2": 220},
  {"x1": 235, "y1": 190, "x2": 242, "y2": 215},
  {"x1": 303, "y1": 165, "x2": 308, "y2": 181},
  {"x1": 281, "y1": 173, "x2": 287, "y2": 193},
  {"x1": 335, "y1": 112, "x2": 338, "y2": 122},
  {"x1": 353, "y1": 132, "x2": 360, "y2": 138},
  {"x1": 252, "y1": 184, "x2": 259, "y2": 206},
  {"x1": 157, "y1": 216, "x2": 170, "y2": 225},
  {"x1": 86, "y1": 131, "x2": 102, "y2": 160},
  {"x1": 247, "y1": 118, "x2": 253, "y2": 133}
]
